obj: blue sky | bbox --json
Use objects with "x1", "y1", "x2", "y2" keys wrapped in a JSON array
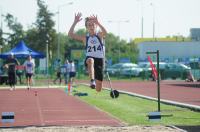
[{"x1": 0, "y1": 0, "x2": 200, "y2": 41}]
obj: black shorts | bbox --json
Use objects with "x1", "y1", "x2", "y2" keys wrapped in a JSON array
[
  {"x1": 26, "y1": 73, "x2": 33, "y2": 79},
  {"x1": 85, "y1": 56, "x2": 104, "y2": 81},
  {"x1": 8, "y1": 72, "x2": 16, "y2": 85},
  {"x1": 69, "y1": 72, "x2": 76, "y2": 78},
  {"x1": 57, "y1": 72, "x2": 61, "y2": 78}
]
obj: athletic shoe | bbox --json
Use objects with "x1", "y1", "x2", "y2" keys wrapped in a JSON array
[
  {"x1": 10, "y1": 87, "x2": 13, "y2": 91},
  {"x1": 90, "y1": 80, "x2": 96, "y2": 89}
]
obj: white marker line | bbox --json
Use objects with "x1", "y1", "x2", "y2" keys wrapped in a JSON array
[
  {"x1": 44, "y1": 119, "x2": 119, "y2": 123},
  {"x1": 35, "y1": 93, "x2": 45, "y2": 126},
  {"x1": 42, "y1": 109, "x2": 68, "y2": 112}
]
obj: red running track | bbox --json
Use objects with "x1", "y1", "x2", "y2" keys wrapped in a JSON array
[
  {"x1": 0, "y1": 88, "x2": 122, "y2": 127},
  {"x1": 102, "y1": 80, "x2": 200, "y2": 106}
]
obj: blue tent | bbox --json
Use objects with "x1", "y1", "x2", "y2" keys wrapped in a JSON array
[{"x1": 0, "y1": 40, "x2": 45, "y2": 59}]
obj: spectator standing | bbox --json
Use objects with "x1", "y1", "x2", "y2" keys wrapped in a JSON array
[
  {"x1": 23, "y1": 55, "x2": 35, "y2": 90},
  {"x1": 69, "y1": 60, "x2": 76, "y2": 90},
  {"x1": 53, "y1": 59, "x2": 62, "y2": 84},
  {"x1": 63, "y1": 59, "x2": 70, "y2": 85},
  {"x1": 4, "y1": 53, "x2": 19, "y2": 91}
]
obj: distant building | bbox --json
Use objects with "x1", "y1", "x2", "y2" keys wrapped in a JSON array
[
  {"x1": 190, "y1": 28, "x2": 200, "y2": 41},
  {"x1": 138, "y1": 41, "x2": 200, "y2": 64}
]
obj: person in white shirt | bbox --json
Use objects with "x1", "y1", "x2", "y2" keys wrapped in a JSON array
[
  {"x1": 69, "y1": 60, "x2": 76, "y2": 86},
  {"x1": 23, "y1": 55, "x2": 35, "y2": 90},
  {"x1": 63, "y1": 59, "x2": 70, "y2": 84},
  {"x1": 66, "y1": 60, "x2": 76, "y2": 94}
]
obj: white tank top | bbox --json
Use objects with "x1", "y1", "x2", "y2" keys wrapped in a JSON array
[
  {"x1": 23, "y1": 60, "x2": 35, "y2": 74},
  {"x1": 85, "y1": 35, "x2": 104, "y2": 58},
  {"x1": 70, "y1": 62, "x2": 76, "y2": 72}
]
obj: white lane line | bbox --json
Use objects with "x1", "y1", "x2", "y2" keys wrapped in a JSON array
[
  {"x1": 44, "y1": 119, "x2": 119, "y2": 123},
  {"x1": 35, "y1": 93, "x2": 45, "y2": 126}
]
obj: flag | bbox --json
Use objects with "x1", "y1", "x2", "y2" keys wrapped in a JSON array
[{"x1": 147, "y1": 56, "x2": 158, "y2": 80}]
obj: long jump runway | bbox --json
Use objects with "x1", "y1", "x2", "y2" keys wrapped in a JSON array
[
  {"x1": 103, "y1": 80, "x2": 200, "y2": 107},
  {"x1": 0, "y1": 88, "x2": 122, "y2": 127}
]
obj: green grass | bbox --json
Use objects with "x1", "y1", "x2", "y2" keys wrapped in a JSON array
[
  {"x1": 77, "y1": 73, "x2": 144, "y2": 81},
  {"x1": 73, "y1": 85, "x2": 200, "y2": 126}
]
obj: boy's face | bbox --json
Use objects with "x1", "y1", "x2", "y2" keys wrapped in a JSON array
[{"x1": 86, "y1": 20, "x2": 96, "y2": 34}]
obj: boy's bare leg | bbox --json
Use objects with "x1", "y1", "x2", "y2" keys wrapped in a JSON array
[
  {"x1": 26, "y1": 78, "x2": 29, "y2": 89},
  {"x1": 86, "y1": 58, "x2": 95, "y2": 80},
  {"x1": 29, "y1": 78, "x2": 32, "y2": 89},
  {"x1": 27, "y1": 77, "x2": 30, "y2": 90},
  {"x1": 96, "y1": 80, "x2": 102, "y2": 92},
  {"x1": 86, "y1": 58, "x2": 96, "y2": 88}
]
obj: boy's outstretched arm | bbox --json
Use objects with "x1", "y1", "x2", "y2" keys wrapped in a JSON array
[
  {"x1": 90, "y1": 15, "x2": 107, "y2": 39},
  {"x1": 68, "y1": 12, "x2": 85, "y2": 43}
]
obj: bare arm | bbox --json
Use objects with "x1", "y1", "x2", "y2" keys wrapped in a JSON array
[
  {"x1": 68, "y1": 13, "x2": 85, "y2": 43},
  {"x1": 90, "y1": 15, "x2": 107, "y2": 39},
  {"x1": 16, "y1": 59, "x2": 20, "y2": 65}
]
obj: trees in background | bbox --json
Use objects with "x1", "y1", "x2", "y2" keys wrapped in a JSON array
[
  {"x1": 1, "y1": 0, "x2": 138, "y2": 65},
  {"x1": 3, "y1": 13, "x2": 24, "y2": 50},
  {"x1": 105, "y1": 33, "x2": 138, "y2": 64},
  {"x1": 32, "y1": 0, "x2": 56, "y2": 60}
]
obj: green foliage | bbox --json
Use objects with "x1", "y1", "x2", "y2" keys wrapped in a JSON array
[
  {"x1": 0, "y1": 29, "x2": 3, "y2": 46},
  {"x1": 3, "y1": 13, "x2": 24, "y2": 48},
  {"x1": 2, "y1": 0, "x2": 57, "y2": 64},
  {"x1": 34, "y1": 0, "x2": 56, "y2": 60},
  {"x1": 64, "y1": 29, "x2": 85, "y2": 60},
  {"x1": 105, "y1": 33, "x2": 138, "y2": 64},
  {"x1": 128, "y1": 40, "x2": 139, "y2": 63},
  {"x1": 24, "y1": 28, "x2": 39, "y2": 50}
]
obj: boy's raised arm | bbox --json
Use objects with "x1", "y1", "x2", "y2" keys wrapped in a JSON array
[
  {"x1": 68, "y1": 12, "x2": 85, "y2": 43},
  {"x1": 90, "y1": 15, "x2": 107, "y2": 39}
]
